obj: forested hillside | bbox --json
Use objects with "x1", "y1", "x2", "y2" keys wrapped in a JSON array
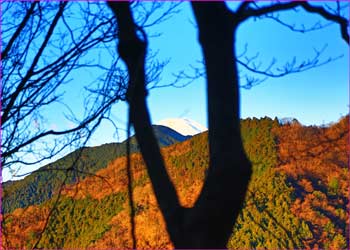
[
  {"x1": 2, "y1": 125, "x2": 188, "y2": 214},
  {"x1": 2, "y1": 116, "x2": 348, "y2": 249}
]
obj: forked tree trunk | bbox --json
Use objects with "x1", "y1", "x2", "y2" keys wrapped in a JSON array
[
  {"x1": 181, "y1": 3, "x2": 252, "y2": 248},
  {"x1": 108, "y1": 2, "x2": 251, "y2": 248}
]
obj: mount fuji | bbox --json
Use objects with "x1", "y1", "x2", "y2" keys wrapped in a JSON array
[{"x1": 156, "y1": 118, "x2": 207, "y2": 136}]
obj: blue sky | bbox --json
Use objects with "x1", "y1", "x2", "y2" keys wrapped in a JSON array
[
  {"x1": 105, "y1": 1, "x2": 348, "y2": 143},
  {"x1": 153, "y1": 2, "x2": 348, "y2": 122},
  {"x1": 54, "y1": 3, "x2": 350, "y2": 146},
  {"x1": 2, "y1": 2, "x2": 349, "y2": 181},
  {"x1": 65, "y1": 1, "x2": 349, "y2": 154}
]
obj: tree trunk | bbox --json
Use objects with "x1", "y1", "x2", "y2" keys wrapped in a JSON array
[
  {"x1": 108, "y1": 2, "x2": 252, "y2": 248},
  {"x1": 107, "y1": 2, "x2": 185, "y2": 246},
  {"x1": 181, "y1": 3, "x2": 252, "y2": 248}
]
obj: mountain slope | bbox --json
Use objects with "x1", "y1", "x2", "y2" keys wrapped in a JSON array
[
  {"x1": 2, "y1": 125, "x2": 189, "y2": 214},
  {"x1": 2, "y1": 116, "x2": 349, "y2": 249},
  {"x1": 135, "y1": 125, "x2": 190, "y2": 147}
]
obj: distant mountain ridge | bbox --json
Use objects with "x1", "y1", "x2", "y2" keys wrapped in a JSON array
[
  {"x1": 3, "y1": 116, "x2": 348, "y2": 249},
  {"x1": 2, "y1": 124, "x2": 190, "y2": 214},
  {"x1": 152, "y1": 125, "x2": 191, "y2": 146}
]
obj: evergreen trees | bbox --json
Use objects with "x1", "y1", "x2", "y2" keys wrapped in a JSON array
[{"x1": 2, "y1": 117, "x2": 348, "y2": 249}]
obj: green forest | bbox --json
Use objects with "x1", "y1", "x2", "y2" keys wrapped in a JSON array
[{"x1": 2, "y1": 116, "x2": 349, "y2": 249}]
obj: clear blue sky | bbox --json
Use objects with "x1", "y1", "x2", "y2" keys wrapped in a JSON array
[
  {"x1": 50, "y1": 2, "x2": 349, "y2": 145},
  {"x1": 88, "y1": 1, "x2": 348, "y2": 145},
  {"x1": 3, "y1": 2, "x2": 349, "y2": 181},
  {"x1": 151, "y1": 2, "x2": 348, "y2": 123}
]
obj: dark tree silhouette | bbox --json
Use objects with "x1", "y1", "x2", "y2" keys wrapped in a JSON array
[
  {"x1": 1, "y1": 1, "x2": 179, "y2": 177},
  {"x1": 108, "y1": 1, "x2": 348, "y2": 248},
  {"x1": 1, "y1": 2, "x2": 180, "y2": 248},
  {"x1": 1, "y1": 1, "x2": 119, "y2": 176},
  {"x1": 1, "y1": 1, "x2": 348, "y2": 248}
]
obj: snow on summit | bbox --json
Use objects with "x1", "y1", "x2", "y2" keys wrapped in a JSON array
[{"x1": 156, "y1": 118, "x2": 207, "y2": 136}]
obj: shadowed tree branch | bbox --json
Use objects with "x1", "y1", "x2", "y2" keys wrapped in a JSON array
[
  {"x1": 1, "y1": 2, "x2": 38, "y2": 60},
  {"x1": 109, "y1": 1, "x2": 252, "y2": 248},
  {"x1": 240, "y1": 1, "x2": 349, "y2": 44},
  {"x1": 188, "y1": 2, "x2": 252, "y2": 247},
  {"x1": 1, "y1": 1, "x2": 177, "y2": 175},
  {"x1": 107, "y1": 2, "x2": 184, "y2": 248}
]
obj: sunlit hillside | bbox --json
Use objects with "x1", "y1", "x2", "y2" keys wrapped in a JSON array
[{"x1": 2, "y1": 116, "x2": 348, "y2": 249}]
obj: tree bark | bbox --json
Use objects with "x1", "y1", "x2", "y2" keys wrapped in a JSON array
[
  {"x1": 183, "y1": 3, "x2": 252, "y2": 248},
  {"x1": 108, "y1": 2, "x2": 252, "y2": 248},
  {"x1": 107, "y1": 2, "x2": 185, "y2": 246}
]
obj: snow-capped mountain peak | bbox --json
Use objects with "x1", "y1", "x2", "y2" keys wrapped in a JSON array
[
  {"x1": 155, "y1": 118, "x2": 207, "y2": 136},
  {"x1": 278, "y1": 117, "x2": 301, "y2": 125}
]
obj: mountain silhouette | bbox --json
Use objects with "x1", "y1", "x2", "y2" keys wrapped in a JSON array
[{"x1": 2, "y1": 125, "x2": 190, "y2": 214}]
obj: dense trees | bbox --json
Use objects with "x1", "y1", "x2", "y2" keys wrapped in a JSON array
[
  {"x1": 275, "y1": 115, "x2": 349, "y2": 249},
  {"x1": 2, "y1": 117, "x2": 348, "y2": 249},
  {"x1": 3, "y1": 192, "x2": 126, "y2": 248},
  {"x1": 108, "y1": 1, "x2": 348, "y2": 248},
  {"x1": 2, "y1": 143, "x2": 122, "y2": 214},
  {"x1": 2, "y1": 125, "x2": 185, "y2": 214},
  {"x1": 2, "y1": 1, "x2": 349, "y2": 248}
]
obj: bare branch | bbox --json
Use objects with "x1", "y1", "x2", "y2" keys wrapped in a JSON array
[
  {"x1": 240, "y1": 1, "x2": 349, "y2": 44},
  {"x1": 1, "y1": 2, "x2": 37, "y2": 60},
  {"x1": 2, "y1": 2, "x2": 68, "y2": 125},
  {"x1": 241, "y1": 1, "x2": 300, "y2": 21},
  {"x1": 108, "y1": 1, "x2": 184, "y2": 246},
  {"x1": 236, "y1": 1, "x2": 251, "y2": 16},
  {"x1": 299, "y1": 2, "x2": 349, "y2": 44},
  {"x1": 263, "y1": 13, "x2": 333, "y2": 33},
  {"x1": 237, "y1": 44, "x2": 343, "y2": 78}
]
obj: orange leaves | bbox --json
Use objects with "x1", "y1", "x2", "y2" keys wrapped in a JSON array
[
  {"x1": 3, "y1": 117, "x2": 348, "y2": 248},
  {"x1": 2, "y1": 206, "x2": 49, "y2": 248},
  {"x1": 299, "y1": 178, "x2": 314, "y2": 193},
  {"x1": 274, "y1": 117, "x2": 349, "y2": 249},
  {"x1": 3, "y1": 133, "x2": 209, "y2": 248},
  {"x1": 275, "y1": 117, "x2": 349, "y2": 189}
]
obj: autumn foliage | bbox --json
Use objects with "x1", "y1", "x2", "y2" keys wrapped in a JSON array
[{"x1": 2, "y1": 116, "x2": 349, "y2": 249}]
